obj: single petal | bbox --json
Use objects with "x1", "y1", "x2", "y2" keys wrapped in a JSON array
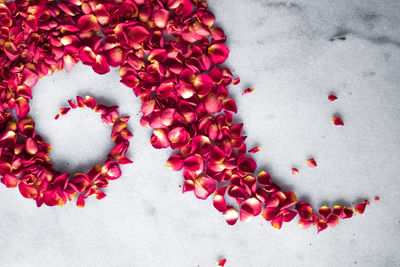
[
  {"x1": 332, "y1": 116, "x2": 344, "y2": 126},
  {"x1": 222, "y1": 98, "x2": 237, "y2": 113},
  {"x1": 295, "y1": 202, "x2": 314, "y2": 220},
  {"x1": 354, "y1": 202, "x2": 367, "y2": 214},
  {"x1": 16, "y1": 97, "x2": 30, "y2": 118},
  {"x1": 232, "y1": 77, "x2": 240, "y2": 85},
  {"x1": 342, "y1": 207, "x2": 354, "y2": 219},
  {"x1": 184, "y1": 155, "x2": 204, "y2": 172},
  {"x1": 168, "y1": 127, "x2": 190, "y2": 149},
  {"x1": 208, "y1": 44, "x2": 229, "y2": 64},
  {"x1": 153, "y1": 8, "x2": 169, "y2": 28},
  {"x1": 150, "y1": 129, "x2": 170, "y2": 149},
  {"x1": 248, "y1": 146, "x2": 261, "y2": 154},
  {"x1": 374, "y1": 196, "x2": 380, "y2": 201},
  {"x1": 281, "y1": 191, "x2": 297, "y2": 209},
  {"x1": 319, "y1": 205, "x2": 332, "y2": 220},
  {"x1": 76, "y1": 194, "x2": 85, "y2": 208},
  {"x1": 326, "y1": 214, "x2": 339, "y2": 227},
  {"x1": 126, "y1": 25, "x2": 150, "y2": 45},
  {"x1": 92, "y1": 54, "x2": 110, "y2": 74},
  {"x1": 193, "y1": 74, "x2": 213, "y2": 95},
  {"x1": 223, "y1": 206, "x2": 239, "y2": 225},
  {"x1": 217, "y1": 258, "x2": 227, "y2": 267},
  {"x1": 101, "y1": 161, "x2": 122, "y2": 180},
  {"x1": 270, "y1": 215, "x2": 283, "y2": 230},
  {"x1": 141, "y1": 99, "x2": 156, "y2": 116},
  {"x1": 298, "y1": 218, "x2": 313, "y2": 229},
  {"x1": 292, "y1": 168, "x2": 299, "y2": 175},
  {"x1": 240, "y1": 198, "x2": 262, "y2": 222},
  {"x1": 332, "y1": 205, "x2": 343, "y2": 217},
  {"x1": 261, "y1": 207, "x2": 279, "y2": 221},
  {"x1": 18, "y1": 183, "x2": 38, "y2": 199},
  {"x1": 204, "y1": 93, "x2": 222, "y2": 114},
  {"x1": 242, "y1": 88, "x2": 254, "y2": 96},
  {"x1": 194, "y1": 175, "x2": 216, "y2": 200},
  {"x1": 1, "y1": 174, "x2": 19, "y2": 188},
  {"x1": 213, "y1": 188, "x2": 227, "y2": 212},
  {"x1": 317, "y1": 220, "x2": 328, "y2": 233},
  {"x1": 257, "y1": 171, "x2": 271, "y2": 186},
  {"x1": 166, "y1": 155, "x2": 184, "y2": 171},
  {"x1": 238, "y1": 157, "x2": 257, "y2": 174},
  {"x1": 281, "y1": 209, "x2": 297, "y2": 222},
  {"x1": 77, "y1": 14, "x2": 99, "y2": 32},
  {"x1": 25, "y1": 137, "x2": 38, "y2": 155},
  {"x1": 306, "y1": 158, "x2": 317, "y2": 168},
  {"x1": 328, "y1": 94, "x2": 337, "y2": 101}
]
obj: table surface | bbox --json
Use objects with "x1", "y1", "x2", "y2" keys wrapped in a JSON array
[{"x1": 1, "y1": 1, "x2": 400, "y2": 266}]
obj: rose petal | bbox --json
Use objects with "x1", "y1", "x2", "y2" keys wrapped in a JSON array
[
  {"x1": 240, "y1": 197, "x2": 262, "y2": 222},
  {"x1": 326, "y1": 214, "x2": 339, "y2": 227},
  {"x1": 242, "y1": 88, "x2": 254, "y2": 96},
  {"x1": 92, "y1": 54, "x2": 110, "y2": 74},
  {"x1": 238, "y1": 157, "x2": 257, "y2": 174},
  {"x1": 217, "y1": 258, "x2": 227, "y2": 267},
  {"x1": 317, "y1": 220, "x2": 328, "y2": 233},
  {"x1": 1, "y1": 174, "x2": 19, "y2": 188},
  {"x1": 298, "y1": 218, "x2": 313, "y2": 229},
  {"x1": 306, "y1": 158, "x2": 317, "y2": 168},
  {"x1": 25, "y1": 137, "x2": 38, "y2": 155},
  {"x1": 262, "y1": 207, "x2": 279, "y2": 221},
  {"x1": 295, "y1": 202, "x2": 314, "y2": 220},
  {"x1": 126, "y1": 25, "x2": 149, "y2": 46},
  {"x1": 208, "y1": 44, "x2": 229, "y2": 64},
  {"x1": 292, "y1": 168, "x2": 299, "y2": 175},
  {"x1": 184, "y1": 155, "x2": 204, "y2": 172},
  {"x1": 332, "y1": 116, "x2": 344, "y2": 126},
  {"x1": 166, "y1": 155, "x2": 184, "y2": 171},
  {"x1": 248, "y1": 146, "x2": 260, "y2": 154},
  {"x1": 76, "y1": 195, "x2": 85, "y2": 208},
  {"x1": 16, "y1": 97, "x2": 30, "y2": 118},
  {"x1": 194, "y1": 175, "x2": 216, "y2": 200},
  {"x1": 19, "y1": 183, "x2": 38, "y2": 199},
  {"x1": 223, "y1": 206, "x2": 239, "y2": 225},
  {"x1": 328, "y1": 94, "x2": 337, "y2": 101},
  {"x1": 319, "y1": 205, "x2": 331, "y2": 220},
  {"x1": 150, "y1": 129, "x2": 170, "y2": 149},
  {"x1": 257, "y1": 171, "x2": 272, "y2": 186},
  {"x1": 213, "y1": 187, "x2": 227, "y2": 212},
  {"x1": 354, "y1": 202, "x2": 367, "y2": 214},
  {"x1": 193, "y1": 74, "x2": 213, "y2": 95}
]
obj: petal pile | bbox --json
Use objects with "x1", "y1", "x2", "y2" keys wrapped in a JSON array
[{"x1": 0, "y1": 0, "x2": 367, "y2": 234}]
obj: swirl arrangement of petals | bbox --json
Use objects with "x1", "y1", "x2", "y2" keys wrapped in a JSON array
[{"x1": 0, "y1": 0, "x2": 367, "y2": 233}]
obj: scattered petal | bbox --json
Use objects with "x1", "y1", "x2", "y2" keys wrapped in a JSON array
[
  {"x1": 332, "y1": 116, "x2": 344, "y2": 126},
  {"x1": 306, "y1": 158, "x2": 317, "y2": 168}
]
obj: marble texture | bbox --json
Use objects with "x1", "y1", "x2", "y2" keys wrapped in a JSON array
[{"x1": 1, "y1": 0, "x2": 400, "y2": 266}]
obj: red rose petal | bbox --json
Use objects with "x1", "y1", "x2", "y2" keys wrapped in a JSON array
[
  {"x1": 208, "y1": 44, "x2": 229, "y2": 64},
  {"x1": 248, "y1": 146, "x2": 261, "y2": 154},
  {"x1": 217, "y1": 258, "x2": 227, "y2": 267},
  {"x1": 354, "y1": 202, "x2": 367, "y2": 214},
  {"x1": 223, "y1": 206, "x2": 239, "y2": 225},
  {"x1": 194, "y1": 175, "x2": 216, "y2": 200},
  {"x1": 306, "y1": 158, "x2": 317, "y2": 168},
  {"x1": 242, "y1": 88, "x2": 254, "y2": 96},
  {"x1": 332, "y1": 116, "x2": 344, "y2": 126},
  {"x1": 328, "y1": 94, "x2": 337, "y2": 101},
  {"x1": 292, "y1": 168, "x2": 299, "y2": 175},
  {"x1": 240, "y1": 197, "x2": 262, "y2": 222}
]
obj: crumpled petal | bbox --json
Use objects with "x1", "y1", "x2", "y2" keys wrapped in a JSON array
[
  {"x1": 332, "y1": 116, "x2": 344, "y2": 126},
  {"x1": 306, "y1": 158, "x2": 317, "y2": 168}
]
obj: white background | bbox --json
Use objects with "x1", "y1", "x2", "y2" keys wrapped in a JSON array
[{"x1": 1, "y1": 0, "x2": 399, "y2": 266}]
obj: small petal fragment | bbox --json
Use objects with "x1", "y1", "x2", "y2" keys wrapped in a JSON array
[
  {"x1": 328, "y1": 94, "x2": 338, "y2": 101},
  {"x1": 248, "y1": 146, "x2": 261, "y2": 154},
  {"x1": 292, "y1": 168, "x2": 299, "y2": 175},
  {"x1": 332, "y1": 116, "x2": 344, "y2": 126},
  {"x1": 306, "y1": 158, "x2": 317, "y2": 168},
  {"x1": 217, "y1": 258, "x2": 227, "y2": 267},
  {"x1": 242, "y1": 88, "x2": 254, "y2": 96}
]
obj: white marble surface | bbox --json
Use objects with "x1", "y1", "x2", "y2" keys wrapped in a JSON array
[{"x1": 1, "y1": 0, "x2": 400, "y2": 266}]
